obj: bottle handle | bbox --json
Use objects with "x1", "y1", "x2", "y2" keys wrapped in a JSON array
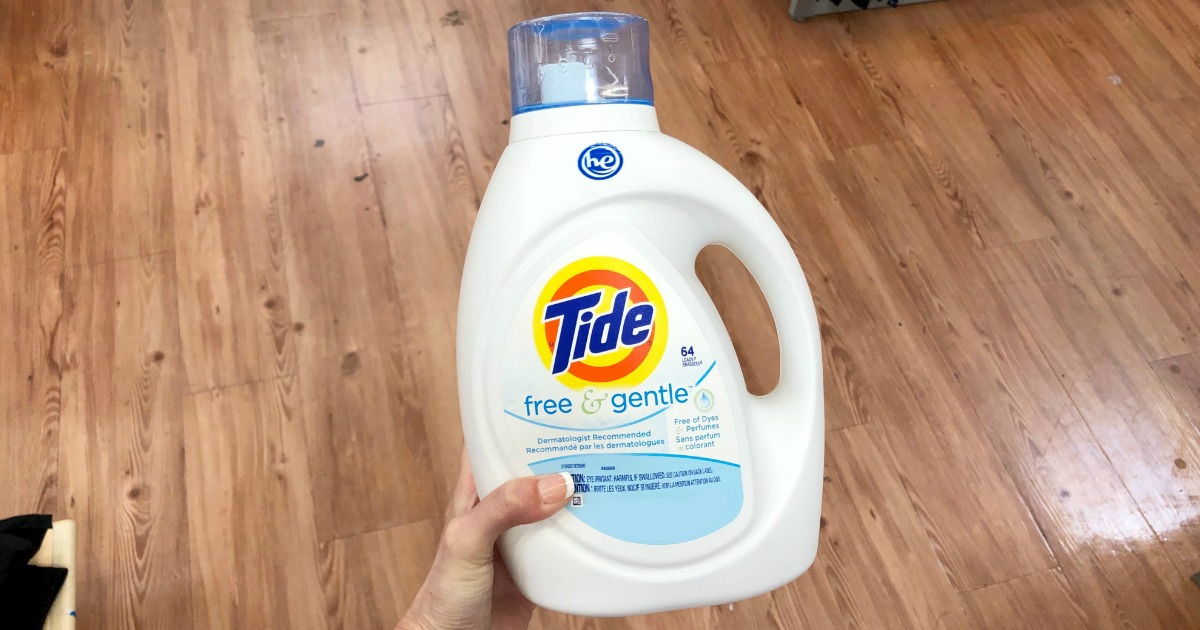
[
  {"x1": 708, "y1": 195, "x2": 825, "y2": 574},
  {"x1": 691, "y1": 194, "x2": 823, "y2": 424}
]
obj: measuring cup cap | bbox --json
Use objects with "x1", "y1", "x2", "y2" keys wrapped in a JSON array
[{"x1": 508, "y1": 12, "x2": 654, "y2": 115}]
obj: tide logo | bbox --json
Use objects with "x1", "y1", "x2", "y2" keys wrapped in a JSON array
[
  {"x1": 533, "y1": 256, "x2": 668, "y2": 389},
  {"x1": 577, "y1": 143, "x2": 623, "y2": 180}
]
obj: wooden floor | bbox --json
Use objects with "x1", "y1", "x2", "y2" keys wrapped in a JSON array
[{"x1": 2, "y1": 0, "x2": 1200, "y2": 627}]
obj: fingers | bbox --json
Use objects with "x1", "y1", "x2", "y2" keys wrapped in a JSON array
[
  {"x1": 442, "y1": 472, "x2": 574, "y2": 567},
  {"x1": 446, "y1": 447, "x2": 479, "y2": 520}
]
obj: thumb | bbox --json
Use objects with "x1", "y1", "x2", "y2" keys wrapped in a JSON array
[{"x1": 442, "y1": 472, "x2": 575, "y2": 568}]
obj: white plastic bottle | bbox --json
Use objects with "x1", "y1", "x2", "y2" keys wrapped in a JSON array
[{"x1": 457, "y1": 12, "x2": 823, "y2": 617}]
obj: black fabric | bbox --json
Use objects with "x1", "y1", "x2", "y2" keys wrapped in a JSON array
[
  {"x1": 0, "y1": 565, "x2": 68, "y2": 629},
  {"x1": 0, "y1": 515, "x2": 52, "y2": 573},
  {"x1": 0, "y1": 514, "x2": 67, "y2": 630}
]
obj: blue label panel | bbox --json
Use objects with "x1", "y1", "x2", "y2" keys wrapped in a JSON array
[{"x1": 530, "y1": 453, "x2": 742, "y2": 544}]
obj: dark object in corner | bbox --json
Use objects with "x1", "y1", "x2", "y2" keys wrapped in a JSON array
[
  {"x1": 0, "y1": 515, "x2": 68, "y2": 630},
  {"x1": 789, "y1": 0, "x2": 939, "y2": 21}
]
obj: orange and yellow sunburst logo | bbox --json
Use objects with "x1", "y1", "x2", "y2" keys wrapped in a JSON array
[{"x1": 533, "y1": 256, "x2": 668, "y2": 389}]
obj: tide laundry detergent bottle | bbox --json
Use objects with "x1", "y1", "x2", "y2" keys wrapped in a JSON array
[{"x1": 456, "y1": 12, "x2": 824, "y2": 616}]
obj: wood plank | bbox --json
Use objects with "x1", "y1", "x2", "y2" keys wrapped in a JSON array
[
  {"x1": 64, "y1": 0, "x2": 175, "y2": 266},
  {"x1": 634, "y1": 0, "x2": 726, "y2": 158},
  {"x1": 892, "y1": 14, "x2": 1082, "y2": 252},
  {"x1": 775, "y1": 19, "x2": 906, "y2": 154},
  {"x1": 183, "y1": 378, "x2": 327, "y2": 629},
  {"x1": 983, "y1": 236, "x2": 1090, "y2": 286},
  {"x1": 901, "y1": 203, "x2": 1200, "y2": 626},
  {"x1": 424, "y1": 1, "x2": 528, "y2": 193},
  {"x1": 928, "y1": 8, "x2": 1200, "y2": 346},
  {"x1": 671, "y1": 0, "x2": 772, "y2": 65},
  {"x1": 811, "y1": 301, "x2": 882, "y2": 431},
  {"x1": 873, "y1": 214, "x2": 1198, "y2": 624},
  {"x1": 0, "y1": 0, "x2": 69, "y2": 154},
  {"x1": 962, "y1": 569, "x2": 1087, "y2": 630},
  {"x1": 0, "y1": 149, "x2": 66, "y2": 517},
  {"x1": 1036, "y1": 406, "x2": 1198, "y2": 627},
  {"x1": 1001, "y1": 15, "x2": 1200, "y2": 293},
  {"x1": 1099, "y1": 274, "x2": 1200, "y2": 362},
  {"x1": 1122, "y1": 0, "x2": 1200, "y2": 91},
  {"x1": 58, "y1": 253, "x2": 192, "y2": 628},
  {"x1": 1145, "y1": 96, "x2": 1200, "y2": 165},
  {"x1": 702, "y1": 57, "x2": 833, "y2": 174},
  {"x1": 962, "y1": 61, "x2": 1164, "y2": 283},
  {"x1": 340, "y1": 0, "x2": 447, "y2": 104},
  {"x1": 1055, "y1": 1, "x2": 1196, "y2": 104},
  {"x1": 250, "y1": 0, "x2": 335, "y2": 21},
  {"x1": 1152, "y1": 352, "x2": 1200, "y2": 433},
  {"x1": 1000, "y1": 277, "x2": 1200, "y2": 599},
  {"x1": 829, "y1": 142, "x2": 1057, "y2": 591},
  {"x1": 769, "y1": 425, "x2": 969, "y2": 629},
  {"x1": 254, "y1": 14, "x2": 438, "y2": 541},
  {"x1": 361, "y1": 96, "x2": 475, "y2": 506},
  {"x1": 838, "y1": 9, "x2": 1059, "y2": 246},
  {"x1": 813, "y1": 134, "x2": 1188, "y2": 626},
  {"x1": 822, "y1": 14, "x2": 1007, "y2": 252},
  {"x1": 317, "y1": 519, "x2": 439, "y2": 629},
  {"x1": 165, "y1": 0, "x2": 297, "y2": 392}
]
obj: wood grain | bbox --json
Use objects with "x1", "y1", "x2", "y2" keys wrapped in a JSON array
[
  {"x1": 341, "y1": 0, "x2": 447, "y2": 104},
  {"x1": 4, "y1": 0, "x2": 1200, "y2": 626},
  {"x1": 166, "y1": 0, "x2": 298, "y2": 392},
  {"x1": 58, "y1": 253, "x2": 192, "y2": 628},
  {"x1": 1152, "y1": 352, "x2": 1200, "y2": 432},
  {"x1": 64, "y1": 0, "x2": 175, "y2": 266},
  {"x1": 1003, "y1": 403, "x2": 1196, "y2": 627},
  {"x1": 1100, "y1": 273, "x2": 1200, "y2": 362},
  {"x1": 0, "y1": 149, "x2": 65, "y2": 517},
  {"x1": 769, "y1": 425, "x2": 970, "y2": 629},
  {"x1": 318, "y1": 519, "x2": 439, "y2": 629},
  {"x1": 250, "y1": 0, "x2": 336, "y2": 21},
  {"x1": 1001, "y1": 277, "x2": 1200, "y2": 608},
  {"x1": 962, "y1": 568, "x2": 1087, "y2": 630},
  {"x1": 0, "y1": 0, "x2": 69, "y2": 153},
  {"x1": 183, "y1": 378, "x2": 327, "y2": 629},
  {"x1": 361, "y1": 95, "x2": 475, "y2": 507},
  {"x1": 254, "y1": 13, "x2": 438, "y2": 542},
  {"x1": 423, "y1": 1, "x2": 528, "y2": 192},
  {"x1": 829, "y1": 141, "x2": 1057, "y2": 591}
]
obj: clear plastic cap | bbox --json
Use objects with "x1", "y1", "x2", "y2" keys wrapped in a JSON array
[{"x1": 507, "y1": 12, "x2": 654, "y2": 115}]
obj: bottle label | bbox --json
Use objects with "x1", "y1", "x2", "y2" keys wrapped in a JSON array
[{"x1": 499, "y1": 235, "x2": 743, "y2": 544}]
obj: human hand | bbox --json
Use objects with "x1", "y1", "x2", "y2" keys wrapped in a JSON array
[{"x1": 397, "y1": 449, "x2": 574, "y2": 630}]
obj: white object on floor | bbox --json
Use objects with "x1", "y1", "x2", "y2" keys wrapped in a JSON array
[{"x1": 31, "y1": 520, "x2": 76, "y2": 630}]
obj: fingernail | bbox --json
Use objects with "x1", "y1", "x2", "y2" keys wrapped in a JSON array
[{"x1": 538, "y1": 472, "x2": 574, "y2": 504}]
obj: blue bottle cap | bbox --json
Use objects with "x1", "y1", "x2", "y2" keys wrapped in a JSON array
[{"x1": 508, "y1": 12, "x2": 654, "y2": 115}]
